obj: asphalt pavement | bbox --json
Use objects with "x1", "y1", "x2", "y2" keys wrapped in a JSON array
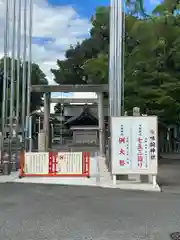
[
  {"x1": 158, "y1": 157, "x2": 180, "y2": 193},
  {"x1": 0, "y1": 183, "x2": 180, "y2": 240}
]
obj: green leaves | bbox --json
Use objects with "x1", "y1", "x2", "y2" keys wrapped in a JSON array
[
  {"x1": 0, "y1": 57, "x2": 48, "y2": 117},
  {"x1": 52, "y1": 3, "x2": 180, "y2": 125},
  {"x1": 83, "y1": 54, "x2": 108, "y2": 84}
]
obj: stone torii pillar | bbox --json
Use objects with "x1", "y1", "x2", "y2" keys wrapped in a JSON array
[
  {"x1": 98, "y1": 92, "x2": 105, "y2": 156},
  {"x1": 43, "y1": 92, "x2": 50, "y2": 151}
]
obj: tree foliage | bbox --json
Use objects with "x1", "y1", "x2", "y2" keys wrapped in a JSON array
[
  {"x1": 52, "y1": 1, "x2": 180, "y2": 125},
  {"x1": 0, "y1": 57, "x2": 48, "y2": 118}
]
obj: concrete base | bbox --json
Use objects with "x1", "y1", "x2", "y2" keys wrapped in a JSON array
[
  {"x1": 0, "y1": 171, "x2": 98, "y2": 186},
  {"x1": 14, "y1": 176, "x2": 98, "y2": 186},
  {"x1": 0, "y1": 172, "x2": 161, "y2": 192},
  {"x1": 0, "y1": 172, "x2": 18, "y2": 183},
  {"x1": 99, "y1": 180, "x2": 161, "y2": 192}
]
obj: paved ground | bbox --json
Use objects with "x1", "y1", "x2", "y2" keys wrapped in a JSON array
[
  {"x1": 0, "y1": 183, "x2": 180, "y2": 240},
  {"x1": 158, "y1": 158, "x2": 180, "y2": 193}
]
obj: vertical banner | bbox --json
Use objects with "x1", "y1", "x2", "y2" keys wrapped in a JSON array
[
  {"x1": 111, "y1": 117, "x2": 131, "y2": 170},
  {"x1": 131, "y1": 120, "x2": 150, "y2": 170},
  {"x1": 111, "y1": 116, "x2": 158, "y2": 175}
]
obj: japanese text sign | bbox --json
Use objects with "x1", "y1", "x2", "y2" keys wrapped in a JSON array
[{"x1": 111, "y1": 116, "x2": 157, "y2": 175}]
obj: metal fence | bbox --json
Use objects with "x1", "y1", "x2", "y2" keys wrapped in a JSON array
[
  {"x1": 160, "y1": 139, "x2": 180, "y2": 154},
  {"x1": 159, "y1": 125, "x2": 180, "y2": 154}
]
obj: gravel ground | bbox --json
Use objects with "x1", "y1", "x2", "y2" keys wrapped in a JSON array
[{"x1": 0, "y1": 183, "x2": 180, "y2": 240}]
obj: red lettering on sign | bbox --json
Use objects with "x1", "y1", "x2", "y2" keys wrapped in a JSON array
[
  {"x1": 138, "y1": 162, "x2": 142, "y2": 167},
  {"x1": 119, "y1": 148, "x2": 125, "y2": 155},
  {"x1": 119, "y1": 160, "x2": 125, "y2": 166},
  {"x1": 138, "y1": 151, "x2": 142, "y2": 156},
  {"x1": 137, "y1": 155, "x2": 143, "y2": 161},
  {"x1": 119, "y1": 137, "x2": 125, "y2": 144},
  {"x1": 138, "y1": 137, "x2": 143, "y2": 143},
  {"x1": 138, "y1": 144, "x2": 142, "y2": 150}
]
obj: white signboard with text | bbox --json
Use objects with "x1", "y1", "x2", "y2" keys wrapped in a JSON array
[{"x1": 111, "y1": 116, "x2": 158, "y2": 175}]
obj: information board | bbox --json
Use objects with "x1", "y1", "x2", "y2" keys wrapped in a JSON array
[{"x1": 111, "y1": 116, "x2": 158, "y2": 175}]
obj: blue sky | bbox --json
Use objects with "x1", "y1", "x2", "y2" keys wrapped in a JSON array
[
  {"x1": 47, "y1": 0, "x2": 159, "y2": 17},
  {"x1": 32, "y1": 0, "x2": 159, "y2": 47},
  {"x1": 48, "y1": 0, "x2": 109, "y2": 18}
]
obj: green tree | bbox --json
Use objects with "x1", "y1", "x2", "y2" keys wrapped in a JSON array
[
  {"x1": 52, "y1": 3, "x2": 180, "y2": 125},
  {"x1": 51, "y1": 6, "x2": 110, "y2": 85},
  {"x1": 0, "y1": 57, "x2": 48, "y2": 118}
]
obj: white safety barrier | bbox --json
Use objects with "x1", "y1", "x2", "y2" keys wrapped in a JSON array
[
  {"x1": 54, "y1": 152, "x2": 83, "y2": 175},
  {"x1": 24, "y1": 152, "x2": 49, "y2": 174},
  {"x1": 19, "y1": 151, "x2": 90, "y2": 178}
]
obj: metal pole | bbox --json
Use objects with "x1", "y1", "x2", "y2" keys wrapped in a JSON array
[
  {"x1": 108, "y1": 0, "x2": 115, "y2": 163},
  {"x1": 43, "y1": 93, "x2": 48, "y2": 151},
  {"x1": 109, "y1": 0, "x2": 115, "y2": 117},
  {"x1": 15, "y1": 0, "x2": 22, "y2": 157},
  {"x1": 109, "y1": 0, "x2": 123, "y2": 172},
  {"x1": 1, "y1": 0, "x2": 9, "y2": 163},
  {"x1": 5, "y1": 16, "x2": 10, "y2": 145},
  {"x1": 109, "y1": 0, "x2": 118, "y2": 116},
  {"x1": 26, "y1": 0, "x2": 33, "y2": 151},
  {"x1": 60, "y1": 92, "x2": 63, "y2": 145},
  {"x1": 116, "y1": 0, "x2": 123, "y2": 116},
  {"x1": 121, "y1": 1, "x2": 125, "y2": 115},
  {"x1": 114, "y1": 0, "x2": 118, "y2": 117},
  {"x1": 51, "y1": 123, "x2": 54, "y2": 144},
  {"x1": 38, "y1": 116, "x2": 41, "y2": 132},
  {"x1": 108, "y1": 0, "x2": 117, "y2": 165},
  {"x1": 29, "y1": 116, "x2": 32, "y2": 151},
  {"x1": 9, "y1": 0, "x2": 17, "y2": 162},
  {"x1": 109, "y1": 0, "x2": 123, "y2": 117},
  {"x1": 21, "y1": 0, "x2": 27, "y2": 148}
]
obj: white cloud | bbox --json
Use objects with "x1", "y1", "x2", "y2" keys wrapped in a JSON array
[
  {"x1": 51, "y1": 92, "x2": 97, "y2": 99},
  {"x1": 49, "y1": 92, "x2": 97, "y2": 112},
  {"x1": 0, "y1": 0, "x2": 98, "y2": 112},
  {"x1": 32, "y1": 0, "x2": 91, "y2": 83},
  {"x1": 0, "y1": 0, "x2": 91, "y2": 83}
]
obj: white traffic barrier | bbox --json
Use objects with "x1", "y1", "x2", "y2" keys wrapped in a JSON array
[
  {"x1": 20, "y1": 151, "x2": 90, "y2": 177},
  {"x1": 24, "y1": 152, "x2": 49, "y2": 174}
]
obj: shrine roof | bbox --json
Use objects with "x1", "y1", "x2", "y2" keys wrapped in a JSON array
[{"x1": 65, "y1": 105, "x2": 98, "y2": 126}]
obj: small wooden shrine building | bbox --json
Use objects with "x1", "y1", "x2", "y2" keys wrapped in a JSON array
[{"x1": 65, "y1": 105, "x2": 99, "y2": 145}]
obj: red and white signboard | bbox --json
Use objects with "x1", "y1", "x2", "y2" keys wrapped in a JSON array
[
  {"x1": 116, "y1": 122, "x2": 131, "y2": 169},
  {"x1": 131, "y1": 121, "x2": 150, "y2": 170},
  {"x1": 22, "y1": 152, "x2": 90, "y2": 177},
  {"x1": 111, "y1": 116, "x2": 157, "y2": 175}
]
